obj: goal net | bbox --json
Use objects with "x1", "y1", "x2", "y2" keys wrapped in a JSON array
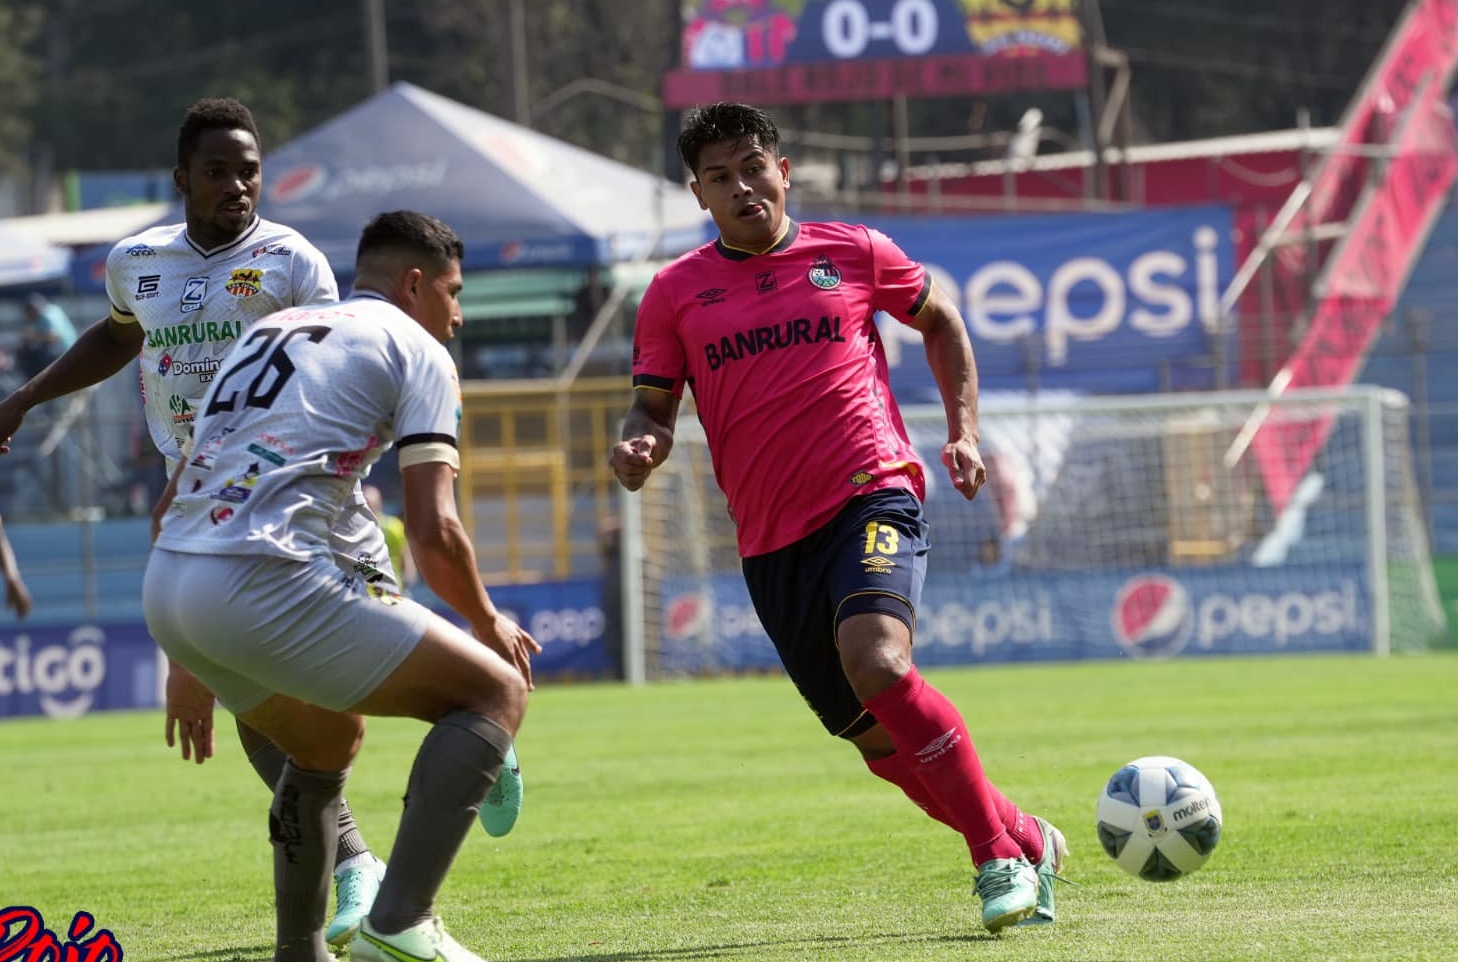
[{"x1": 619, "y1": 386, "x2": 1449, "y2": 682}]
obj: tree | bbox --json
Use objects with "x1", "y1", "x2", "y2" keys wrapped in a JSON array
[
  {"x1": 0, "y1": 0, "x2": 41, "y2": 174},
  {"x1": 3, "y1": 0, "x2": 1423, "y2": 187},
  {"x1": 28, "y1": 0, "x2": 373, "y2": 170},
  {"x1": 1099, "y1": 0, "x2": 1411, "y2": 141}
]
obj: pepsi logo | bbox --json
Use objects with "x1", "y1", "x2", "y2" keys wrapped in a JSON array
[
  {"x1": 665, "y1": 593, "x2": 710, "y2": 640},
  {"x1": 1111, "y1": 574, "x2": 1193, "y2": 658},
  {"x1": 269, "y1": 164, "x2": 328, "y2": 205},
  {"x1": 499, "y1": 241, "x2": 524, "y2": 264}
]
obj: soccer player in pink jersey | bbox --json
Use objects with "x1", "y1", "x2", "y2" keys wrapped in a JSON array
[{"x1": 610, "y1": 102, "x2": 1067, "y2": 933}]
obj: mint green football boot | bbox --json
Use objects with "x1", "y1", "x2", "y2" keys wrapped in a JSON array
[
  {"x1": 1018, "y1": 815, "x2": 1072, "y2": 925},
  {"x1": 973, "y1": 857, "x2": 1038, "y2": 933},
  {"x1": 325, "y1": 854, "x2": 384, "y2": 947},
  {"x1": 479, "y1": 744, "x2": 523, "y2": 837}
]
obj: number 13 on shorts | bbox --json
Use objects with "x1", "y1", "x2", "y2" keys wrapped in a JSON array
[{"x1": 863, "y1": 521, "x2": 900, "y2": 557}]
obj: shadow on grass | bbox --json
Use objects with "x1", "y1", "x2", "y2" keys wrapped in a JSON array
[
  {"x1": 156, "y1": 946, "x2": 272, "y2": 962},
  {"x1": 512, "y1": 930, "x2": 1009, "y2": 962},
  {"x1": 153, "y1": 929, "x2": 1092, "y2": 962},
  {"x1": 151, "y1": 936, "x2": 965, "y2": 962}
]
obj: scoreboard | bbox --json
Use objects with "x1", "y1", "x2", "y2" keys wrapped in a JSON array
[{"x1": 663, "y1": 0, "x2": 1088, "y2": 107}]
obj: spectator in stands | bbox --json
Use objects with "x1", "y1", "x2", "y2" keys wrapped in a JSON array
[{"x1": 17, "y1": 294, "x2": 78, "y2": 381}]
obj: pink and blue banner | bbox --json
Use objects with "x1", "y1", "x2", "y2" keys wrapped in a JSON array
[{"x1": 655, "y1": 563, "x2": 1372, "y2": 673}]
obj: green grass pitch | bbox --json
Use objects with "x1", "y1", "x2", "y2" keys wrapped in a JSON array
[{"x1": 2, "y1": 651, "x2": 1455, "y2": 961}]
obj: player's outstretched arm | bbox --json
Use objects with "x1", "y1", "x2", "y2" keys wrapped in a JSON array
[
  {"x1": 0, "y1": 316, "x2": 145, "y2": 455},
  {"x1": 401, "y1": 460, "x2": 542, "y2": 688},
  {"x1": 610, "y1": 390, "x2": 679, "y2": 491},
  {"x1": 911, "y1": 284, "x2": 986, "y2": 501},
  {"x1": 0, "y1": 514, "x2": 31, "y2": 619}
]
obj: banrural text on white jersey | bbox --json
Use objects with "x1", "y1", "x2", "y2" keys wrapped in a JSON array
[
  {"x1": 105, "y1": 217, "x2": 337, "y2": 463},
  {"x1": 156, "y1": 294, "x2": 461, "y2": 565}
]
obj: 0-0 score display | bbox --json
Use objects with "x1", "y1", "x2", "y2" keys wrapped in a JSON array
[{"x1": 820, "y1": 0, "x2": 941, "y2": 59}]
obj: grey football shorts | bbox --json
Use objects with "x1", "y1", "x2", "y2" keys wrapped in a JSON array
[{"x1": 144, "y1": 547, "x2": 431, "y2": 714}]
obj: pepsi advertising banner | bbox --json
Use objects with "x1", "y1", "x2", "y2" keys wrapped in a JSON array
[
  {"x1": 0, "y1": 578, "x2": 613, "y2": 721},
  {"x1": 655, "y1": 562, "x2": 1371, "y2": 672},
  {"x1": 857, "y1": 205, "x2": 1237, "y2": 396},
  {"x1": 0, "y1": 622, "x2": 162, "y2": 720},
  {"x1": 431, "y1": 577, "x2": 615, "y2": 678}
]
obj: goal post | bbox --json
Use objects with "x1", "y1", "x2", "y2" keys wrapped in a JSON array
[{"x1": 620, "y1": 385, "x2": 1449, "y2": 681}]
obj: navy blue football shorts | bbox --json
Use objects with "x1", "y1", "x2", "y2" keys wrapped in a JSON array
[{"x1": 741, "y1": 488, "x2": 929, "y2": 739}]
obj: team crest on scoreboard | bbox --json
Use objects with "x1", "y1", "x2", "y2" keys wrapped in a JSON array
[
  {"x1": 807, "y1": 255, "x2": 841, "y2": 290},
  {"x1": 226, "y1": 267, "x2": 264, "y2": 297}
]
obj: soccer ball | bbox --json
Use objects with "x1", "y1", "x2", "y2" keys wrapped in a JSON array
[{"x1": 1095, "y1": 755, "x2": 1222, "y2": 881}]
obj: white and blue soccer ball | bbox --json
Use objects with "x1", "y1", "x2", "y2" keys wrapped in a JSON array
[{"x1": 1095, "y1": 755, "x2": 1223, "y2": 881}]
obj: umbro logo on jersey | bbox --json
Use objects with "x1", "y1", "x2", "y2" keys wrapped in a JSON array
[
  {"x1": 181, "y1": 276, "x2": 208, "y2": 313},
  {"x1": 136, "y1": 274, "x2": 161, "y2": 300},
  {"x1": 915, "y1": 729, "x2": 961, "y2": 763},
  {"x1": 694, "y1": 288, "x2": 727, "y2": 305},
  {"x1": 862, "y1": 555, "x2": 895, "y2": 574}
]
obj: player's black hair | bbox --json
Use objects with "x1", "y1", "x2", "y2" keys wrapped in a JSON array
[
  {"x1": 356, "y1": 210, "x2": 465, "y2": 269},
  {"x1": 176, "y1": 98, "x2": 261, "y2": 169},
  {"x1": 677, "y1": 102, "x2": 781, "y2": 177}
]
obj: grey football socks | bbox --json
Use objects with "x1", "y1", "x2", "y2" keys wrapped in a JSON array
[
  {"x1": 270, "y1": 761, "x2": 347, "y2": 962},
  {"x1": 368, "y1": 710, "x2": 513, "y2": 933},
  {"x1": 239, "y1": 719, "x2": 371, "y2": 865}
]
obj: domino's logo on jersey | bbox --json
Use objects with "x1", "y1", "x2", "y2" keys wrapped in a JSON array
[
  {"x1": 181, "y1": 276, "x2": 208, "y2": 313},
  {"x1": 157, "y1": 353, "x2": 173, "y2": 376},
  {"x1": 1111, "y1": 574, "x2": 1193, "y2": 659},
  {"x1": 807, "y1": 255, "x2": 841, "y2": 290}
]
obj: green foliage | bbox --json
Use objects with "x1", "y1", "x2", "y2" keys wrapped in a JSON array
[
  {"x1": 0, "y1": 0, "x2": 41, "y2": 173},
  {"x1": 2, "y1": 651, "x2": 1455, "y2": 961},
  {"x1": 1100, "y1": 0, "x2": 1413, "y2": 140},
  {"x1": 0, "y1": 0, "x2": 1417, "y2": 178}
]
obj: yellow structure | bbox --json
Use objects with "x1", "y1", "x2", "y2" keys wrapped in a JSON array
[{"x1": 457, "y1": 376, "x2": 630, "y2": 582}]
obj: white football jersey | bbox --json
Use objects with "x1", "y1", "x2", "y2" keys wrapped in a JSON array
[
  {"x1": 105, "y1": 217, "x2": 338, "y2": 463},
  {"x1": 155, "y1": 294, "x2": 461, "y2": 563}
]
